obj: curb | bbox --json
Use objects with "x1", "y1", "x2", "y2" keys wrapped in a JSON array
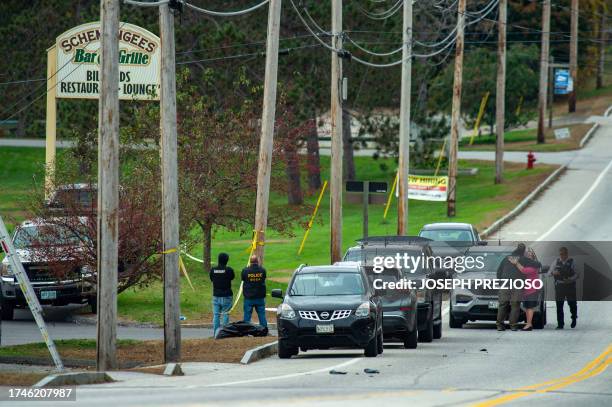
[
  {"x1": 579, "y1": 105, "x2": 612, "y2": 148},
  {"x1": 34, "y1": 372, "x2": 114, "y2": 387},
  {"x1": 481, "y1": 163, "x2": 568, "y2": 239},
  {"x1": 240, "y1": 341, "x2": 278, "y2": 364}
]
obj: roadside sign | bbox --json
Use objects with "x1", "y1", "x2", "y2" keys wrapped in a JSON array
[
  {"x1": 395, "y1": 175, "x2": 448, "y2": 201},
  {"x1": 554, "y1": 69, "x2": 571, "y2": 95},
  {"x1": 0, "y1": 216, "x2": 64, "y2": 371},
  {"x1": 55, "y1": 22, "x2": 161, "y2": 100},
  {"x1": 346, "y1": 181, "x2": 388, "y2": 193},
  {"x1": 554, "y1": 127, "x2": 571, "y2": 140}
]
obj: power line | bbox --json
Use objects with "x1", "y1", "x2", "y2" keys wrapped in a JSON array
[{"x1": 182, "y1": 0, "x2": 269, "y2": 17}]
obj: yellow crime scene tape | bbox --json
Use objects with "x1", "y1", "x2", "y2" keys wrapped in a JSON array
[
  {"x1": 297, "y1": 180, "x2": 328, "y2": 255},
  {"x1": 469, "y1": 91, "x2": 490, "y2": 146},
  {"x1": 159, "y1": 247, "x2": 195, "y2": 291},
  {"x1": 383, "y1": 172, "x2": 398, "y2": 220}
]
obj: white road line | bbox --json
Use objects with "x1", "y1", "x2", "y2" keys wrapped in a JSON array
[
  {"x1": 537, "y1": 157, "x2": 612, "y2": 241},
  {"x1": 205, "y1": 357, "x2": 363, "y2": 387}
]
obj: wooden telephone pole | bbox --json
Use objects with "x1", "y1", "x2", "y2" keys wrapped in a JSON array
[
  {"x1": 447, "y1": 0, "x2": 466, "y2": 217},
  {"x1": 159, "y1": 2, "x2": 181, "y2": 363},
  {"x1": 495, "y1": 0, "x2": 507, "y2": 184},
  {"x1": 537, "y1": 0, "x2": 551, "y2": 144},
  {"x1": 254, "y1": 0, "x2": 282, "y2": 264},
  {"x1": 330, "y1": 0, "x2": 343, "y2": 263},
  {"x1": 97, "y1": 0, "x2": 119, "y2": 371},
  {"x1": 568, "y1": 0, "x2": 579, "y2": 113},
  {"x1": 397, "y1": 0, "x2": 412, "y2": 235}
]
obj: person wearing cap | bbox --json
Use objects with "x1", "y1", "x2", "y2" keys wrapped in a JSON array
[
  {"x1": 241, "y1": 255, "x2": 268, "y2": 329},
  {"x1": 209, "y1": 252, "x2": 235, "y2": 335}
]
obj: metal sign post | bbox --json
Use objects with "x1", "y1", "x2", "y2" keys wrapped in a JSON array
[{"x1": 0, "y1": 216, "x2": 64, "y2": 371}]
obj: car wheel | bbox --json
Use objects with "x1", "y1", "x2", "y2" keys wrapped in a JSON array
[
  {"x1": 433, "y1": 321, "x2": 442, "y2": 339},
  {"x1": 404, "y1": 329, "x2": 418, "y2": 349},
  {"x1": 364, "y1": 333, "x2": 378, "y2": 357},
  {"x1": 377, "y1": 330, "x2": 384, "y2": 354},
  {"x1": 419, "y1": 316, "x2": 434, "y2": 343},
  {"x1": 278, "y1": 339, "x2": 297, "y2": 359},
  {"x1": 449, "y1": 312, "x2": 464, "y2": 328},
  {"x1": 88, "y1": 296, "x2": 97, "y2": 314},
  {"x1": 1, "y1": 299, "x2": 14, "y2": 321}
]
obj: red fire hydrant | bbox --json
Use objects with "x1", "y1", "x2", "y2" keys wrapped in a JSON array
[{"x1": 527, "y1": 151, "x2": 536, "y2": 169}]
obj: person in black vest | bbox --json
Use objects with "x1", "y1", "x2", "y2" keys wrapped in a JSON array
[
  {"x1": 549, "y1": 247, "x2": 578, "y2": 329},
  {"x1": 242, "y1": 255, "x2": 267, "y2": 328},
  {"x1": 209, "y1": 252, "x2": 234, "y2": 334}
]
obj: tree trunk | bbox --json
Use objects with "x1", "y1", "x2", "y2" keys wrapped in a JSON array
[
  {"x1": 285, "y1": 142, "x2": 303, "y2": 205},
  {"x1": 597, "y1": 8, "x2": 606, "y2": 89},
  {"x1": 342, "y1": 108, "x2": 356, "y2": 181},
  {"x1": 200, "y1": 219, "x2": 212, "y2": 273},
  {"x1": 305, "y1": 113, "x2": 321, "y2": 192}
]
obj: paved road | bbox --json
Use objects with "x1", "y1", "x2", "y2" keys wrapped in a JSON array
[{"x1": 8, "y1": 121, "x2": 605, "y2": 406}]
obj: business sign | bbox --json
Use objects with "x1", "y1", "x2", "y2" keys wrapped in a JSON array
[
  {"x1": 554, "y1": 68, "x2": 573, "y2": 95},
  {"x1": 55, "y1": 22, "x2": 160, "y2": 100},
  {"x1": 408, "y1": 175, "x2": 448, "y2": 202},
  {"x1": 554, "y1": 127, "x2": 571, "y2": 140}
]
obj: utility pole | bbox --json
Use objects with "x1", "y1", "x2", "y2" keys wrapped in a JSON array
[
  {"x1": 96, "y1": 0, "x2": 119, "y2": 371},
  {"x1": 537, "y1": 0, "x2": 551, "y2": 144},
  {"x1": 330, "y1": 0, "x2": 343, "y2": 263},
  {"x1": 568, "y1": 0, "x2": 579, "y2": 113},
  {"x1": 397, "y1": 0, "x2": 412, "y2": 234},
  {"x1": 447, "y1": 0, "x2": 466, "y2": 217},
  {"x1": 159, "y1": 2, "x2": 181, "y2": 363},
  {"x1": 494, "y1": 0, "x2": 507, "y2": 185},
  {"x1": 254, "y1": 0, "x2": 282, "y2": 263},
  {"x1": 597, "y1": 5, "x2": 607, "y2": 89}
]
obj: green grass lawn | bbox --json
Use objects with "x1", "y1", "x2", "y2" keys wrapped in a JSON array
[
  {"x1": 1, "y1": 146, "x2": 556, "y2": 325},
  {"x1": 460, "y1": 123, "x2": 591, "y2": 152}
]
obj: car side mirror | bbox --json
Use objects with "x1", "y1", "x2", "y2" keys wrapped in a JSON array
[{"x1": 271, "y1": 288, "x2": 283, "y2": 299}]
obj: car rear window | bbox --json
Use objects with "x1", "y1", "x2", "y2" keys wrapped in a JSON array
[
  {"x1": 289, "y1": 272, "x2": 365, "y2": 296},
  {"x1": 420, "y1": 229, "x2": 473, "y2": 242}
]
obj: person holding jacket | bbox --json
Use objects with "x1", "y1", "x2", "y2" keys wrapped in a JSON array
[
  {"x1": 209, "y1": 252, "x2": 235, "y2": 334},
  {"x1": 242, "y1": 255, "x2": 268, "y2": 329}
]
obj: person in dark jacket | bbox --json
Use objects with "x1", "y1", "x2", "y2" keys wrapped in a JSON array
[
  {"x1": 496, "y1": 243, "x2": 541, "y2": 331},
  {"x1": 549, "y1": 247, "x2": 579, "y2": 329},
  {"x1": 210, "y1": 252, "x2": 235, "y2": 334},
  {"x1": 241, "y1": 255, "x2": 267, "y2": 328}
]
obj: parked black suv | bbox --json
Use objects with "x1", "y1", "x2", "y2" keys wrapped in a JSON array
[
  {"x1": 272, "y1": 265, "x2": 383, "y2": 358},
  {"x1": 343, "y1": 237, "x2": 445, "y2": 343}
]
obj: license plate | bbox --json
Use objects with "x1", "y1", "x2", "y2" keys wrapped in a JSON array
[
  {"x1": 40, "y1": 291, "x2": 57, "y2": 300},
  {"x1": 488, "y1": 300, "x2": 499, "y2": 310},
  {"x1": 316, "y1": 324, "x2": 334, "y2": 334}
]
